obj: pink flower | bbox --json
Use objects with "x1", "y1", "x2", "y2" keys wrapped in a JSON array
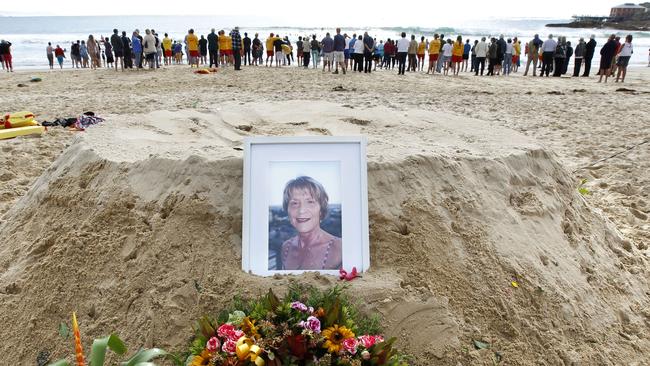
[
  {"x1": 299, "y1": 316, "x2": 321, "y2": 334},
  {"x1": 222, "y1": 339, "x2": 237, "y2": 354},
  {"x1": 375, "y1": 335, "x2": 385, "y2": 343},
  {"x1": 361, "y1": 350, "x2": 371, "y2": 360},
  {"x1": 217, "y1": 324, "x2": 245, "y2": 341},
  {"x1": 357, "y1": 335, "x2": 377, "y2": 349},
  {"x1": 342, "y1": 338, "x2": 358, "y2": 355},
  {"x1": 291, "y1": 301, "x2": 309, "y2": 312},
  {"x1": 217, "y1": 324, "x2": 235, "y2": 339},
  {"x1": 206, "y1": 336, "x2": 220, "y2": 352}
]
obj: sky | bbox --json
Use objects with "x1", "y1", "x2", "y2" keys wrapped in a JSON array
[{"x1": 1, "y1": 0, "x2": 621, "y2": 25}]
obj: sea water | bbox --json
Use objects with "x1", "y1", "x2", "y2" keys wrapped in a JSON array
[{"x1": 0, "y1": 15, "x2": 648, "y2": 70}]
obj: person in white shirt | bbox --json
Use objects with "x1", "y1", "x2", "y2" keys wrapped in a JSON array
[
  {"x1": 143, "y1": 29, "x2": 157, "y2": 69},
  {"x1": 504, "y1": 38, "x2": 514, "y2": 75},
  {"x1": 353, "y1": 35, "x2": 365, "y2": 72},
  {"x1": 616, "y1": 34, "x2": 633, "y2": 83},
  {"x1": 395, "y1": 32, "x2": 410, "y2": 75},
  {"x1": 441, "y1": 39, "x2": 452, "y2": 75},
  {"x1": 540, "y1": 34, "x2": 557, "y2": 77},
  {"x1": 46, "y1": 42, "x2": 54, "y2": 69},
  {"x1": 474, "y1": 37, "x2": 487, "y2": 76}
]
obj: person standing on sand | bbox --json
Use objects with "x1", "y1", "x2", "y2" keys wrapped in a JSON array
[
  {"x1": 495, "y1": 34, "x2": 506, "y2": 75},
  {"x1": 552, "y1": 36, "x2": 566, "y2": 77},
  {"x1": 615, "y1": 34, "x2": 633, "y2": 83},
  {"x1": 87, "y1": 35, "x2": 100, "y2": 69},
  {"x1": 462, "y1": 39, "x2": 471, "y2": 72},
  {"x1": 302, "y1": 35, "x2": 311, "y2": 68},
  {"x1": 442, "y1": 38, "x2": 452, "y2": 76},
  {"x1": 121, "y1": 31, "x2": 132, "y2": 68},
  {"x1": 486, "y1": 38, "x2": 497, "y2": 76},
  {"x1": 436, "y1": 33, "x2": 445, "y2": 73},
  {"x1": 0, "y1": 40, "x2": 13, "y2": 72},
  {"x1": 598, "y1": 34, "x2": 618, "y2": 83},
  {"x1": 252, "y1": 33, "x2": 261, "y2": 66},
  {"x1": 54, "y1": 44, "x2": 65, "y2": 69},
  {"x1": 310, "y1": 35, "x2": 320, "y2": 69},
  {"x1": 582, "y1": 34, "x2": 596, "y2": 77},
  {"x1": 470, "y1": 39, "x2": 478, "y2": 73},
  {"x1": 563, "y1": 41, "x2": 572, "y2": 75},
  {"x1": 523, "y1": 35, "x2": 539, "y2": 76},
  {"x1": 573, "y1": 38, "x2": 585, "y2": 77},
  {"x1": 474, "y1": 37, "x2": 487, "y2": 76},
  {"x1": 46, "y1": 42, "x2": 54, "y2": 69},
  {"x1": 230, "y1": 27, "x2": 242, "y2": 70},
  {"x1": 363, "y1": 32, "x2": 375, "y2": 74},
  {"x1": 321, "y1": 32, "x2": 334, "y2": 72},
  {"x1": 143, "y1": 29, "x2": 157, "y2": 69},
  {"x1": 407, "y1": 35, "x2": 417, "y2": 72},
  {"x1": 104, "y1": 37, "x2": 114, "y2": 68},
  {"x1": 352, "y1": 34, "x2": 364, "y2": 72},
  {"x1": 540, "y1": 34, "x2": 556, "y2": 77},
  {"x1": 199, "y1": 35, "x2": 208, "y2": 65},
  {"x1": 265, "y1": 33, "x2": 275, "y2": 67},
  {"x1": 162, "y1": 33, "x2": 172, "y2": 66},
  {"x1": 427, "y1": 34, "x2": 439, "y2": 74},
  {"x1": 207, "y1": 29, "x2": 218, "y2": 68},
  {"x1": 417, "y1": 36, "x2": 426, "y2": 71},
  {"x1": 110, "y1": 29, "x2": 124, "y2": 70},
  {"x1": 80, "y1": 40, "x2": 89, "y2": 68},
  {"x1": 132, "y1": 31, "x2": 142, "y2": 69},
  {"x1": 243, "y1": 32, "x2": 252, "y2": 66},
  {"x1": 512, "y1": 37, "x2": 520, "y2": 73},
  {"x1": 451, "y1": 36, "x2": 463, "y2": 76},
  {"x1": 273, "y1": 35, "x2": 284, "y2": 68},
  {"x1": 185, "y1": 29, "x2": 199, "y2": 68},
  {"x1": 333, "y1": 28, "x2": 347, "y2": 74},
  {"x1": 503, "y1": 38, "x2": 513, "y2": 76},
  {"x1": 395, "y1": 32, "x2": 408, "y2": 75}
]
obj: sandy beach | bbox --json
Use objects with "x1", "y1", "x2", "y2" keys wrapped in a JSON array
[{"x1": 0, "y1": 64, "x2": 649, "y2": 364}]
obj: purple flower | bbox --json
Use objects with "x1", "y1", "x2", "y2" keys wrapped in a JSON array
[
  {"x1": 299, "y1": 316, "x2": 321, "y2": 334},
  {"x1": 291, "y1": 301, "x2": 309, "y2": 312}
]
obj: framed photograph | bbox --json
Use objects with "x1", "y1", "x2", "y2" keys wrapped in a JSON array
[{"x1": 242, "y1": 136, "x2": 369, "y2": 276}]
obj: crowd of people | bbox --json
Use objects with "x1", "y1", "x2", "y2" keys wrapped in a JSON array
[{"x1": 2, "y1": 26, "x2": 647, "y2": 83}]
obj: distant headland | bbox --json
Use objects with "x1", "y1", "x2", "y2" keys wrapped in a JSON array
[{"x1": 547, "y1": 2, "x2": 650, "y2": 31}]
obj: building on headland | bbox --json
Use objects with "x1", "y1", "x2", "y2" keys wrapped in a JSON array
[{"x1": 610, "y1": 3, "x2": 647, "y2": 20}]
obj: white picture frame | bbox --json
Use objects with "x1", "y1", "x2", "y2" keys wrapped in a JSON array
[{"x1": 242, "y1": 136, "x2": 369, "y2": 276}]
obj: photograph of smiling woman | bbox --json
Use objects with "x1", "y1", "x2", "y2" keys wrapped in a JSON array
[{"x1": 273, "y1": 176, "x2": 342, "y2": 271}]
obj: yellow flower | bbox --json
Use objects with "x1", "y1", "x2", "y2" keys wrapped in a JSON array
[
  {"x1": 322, "y1": 325, "x2": 355, "y2": 353},
  {"x1": 241, "y1": 316, "x2": 260, "y2": 339},
  {"x1": 190, "y1": 349, "x2": 212, "y2": 366}
]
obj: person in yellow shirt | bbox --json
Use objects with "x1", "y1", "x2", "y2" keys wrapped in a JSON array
[
  {"x1": 451, "y1": 35, "x2": 464, "y2": 76},
  {"x1": 218, "y1": 30, "x2": 233, "y2": 65},
  {"x1": 417, "y1": 36, "x2": 426, "y2": 72},
  {"x1": 512, "y1": 37, "x2": 521, "y2": 72},
  {"x1": 265, "y1": 33, "x2": 278, "y2": 67},
  {"x1": 427, "y1": 34, "x2": 441, "y2": 74},
  {"x1": 162, "y1": 33, "x2": 172, "y2": 65},
  {"x1": 185, "y1": 29, "x2": 199, "y2": 67}
]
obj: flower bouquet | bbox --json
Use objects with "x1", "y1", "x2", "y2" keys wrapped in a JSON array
[{"x1": 187, "y1": 285, "x2": 409, "y2": 366}]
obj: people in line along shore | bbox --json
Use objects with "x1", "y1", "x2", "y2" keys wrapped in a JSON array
[{"x1": 23, "y1": 26, "x2": 639, "y2": 81}]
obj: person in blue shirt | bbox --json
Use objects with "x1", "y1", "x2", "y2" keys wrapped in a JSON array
[
  {"x1": 463, "y1": 39, "x2": 471, "y2": 72},
  {"x1": 374, "y1": 39, "x2": 384, "y2": 70},
  {"x1": 347, "y1": 34, "x2": 357, "y2": 70},
  {"x1": 132, "y1": 31, "x2": 142, "y2": 68},
  {"x1": 333, "y1": 28, "x2": 347, "y2": 74}
]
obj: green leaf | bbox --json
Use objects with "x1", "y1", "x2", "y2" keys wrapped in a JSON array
[
  {"x1": 120, "y1": 348, "x2": 168, "y2": 366},
  {"x1": 91, "y1": 334, "x2": 127, "y2": 366},
  {"x1": 578, "y1": 187, "x2": 590, "y2": 196},
  {"x1": 266, "y1": 288, "x2": 280, "y2": 311},
  {"x1": 473, "y1": 340, "x2": 490, "y2": 350},
  {"x1": 58, "y1": 322, "x2": 70, "y2": 339},
  {"x1": 47, "y1": 360, "x2": 70, "y2": 366}
]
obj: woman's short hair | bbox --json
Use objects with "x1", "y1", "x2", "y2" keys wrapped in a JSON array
[{"x1": 282, "y1": 176, "x2": 329, "y2": 220}]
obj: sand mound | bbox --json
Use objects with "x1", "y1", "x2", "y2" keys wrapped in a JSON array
[{"x1": 0, "y1": 101, "x2": 648, "y2": 365}]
